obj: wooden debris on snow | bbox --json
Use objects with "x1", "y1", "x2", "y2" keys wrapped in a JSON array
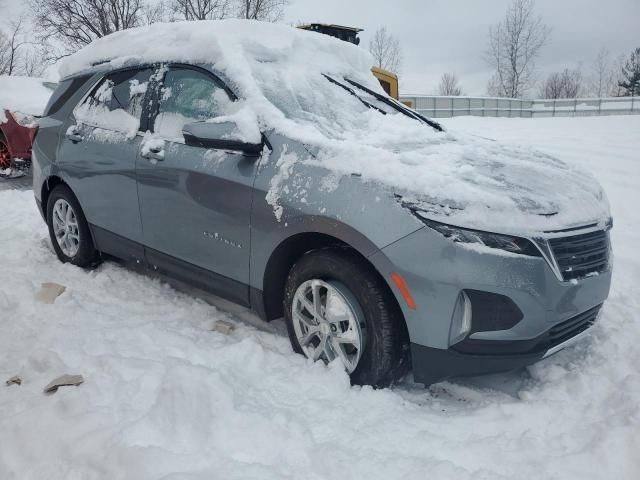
[
  {"x1": 211, "y1": 320, "x2": 236, "y2": 335},
  {"x1": 35, "y1": 282, "x2": 66, "y2": 304},
  {"x1": 5, "y1": 375, "x2": 22, "y2": 386},
  {"x1": 43, "y1": 374, "x2": 84, "y2": 394}
]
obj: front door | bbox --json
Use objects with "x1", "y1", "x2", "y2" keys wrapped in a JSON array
[
  {"x1": 57, "y1": 67, "x2": 154, "y2": 257},
  {"x1": 136, "y1": 65, "x2": 259, "y2": 304}
]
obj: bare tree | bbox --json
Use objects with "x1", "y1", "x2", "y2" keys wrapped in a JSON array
[
  {"x1": 437, "y1": 72, "x2": 463, "y2": 96},
  {"x1": 143, "y1": 0, "x2": 173, "y2": 24},
  {"x1": 0, "y1": 18, "x2": 27, "y2": 75},
  {"x1": 486, "y1": 0, "x2": 550, "y2": 98},
  {"x1": 171, "y1": 0, "x2": 230, "y2": 20},
  {"x1": 235, "y1": 0, "x2": 288, "y2": 22},
  {"x1": 539, "y1": 67, "x2": 582, "y2": 99},
  {"x1": 0, "y1": 32, "x2": 10, "y2": 75},
  {"x1": 368, "y1": 26, "x2": 402, "y2": 73},
  {"x1": 20, "y1": 47, "x2": 47, "y2": 77},
  {"x1": 588, "y1": 48, "x2": 614, "y2": 97},
  {"x1": 30, "y1": 0, "x2": 144, "y2": 53}
]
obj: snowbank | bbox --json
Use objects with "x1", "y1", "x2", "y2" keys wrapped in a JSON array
[{"x1": 0, "y1": 75, "x2": 54, "y2": 123}]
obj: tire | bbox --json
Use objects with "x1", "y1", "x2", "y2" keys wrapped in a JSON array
[
  {"x1": 284, "y1": 248, "x2": 410, "y2": 388},
  {"x1": 46, "y1": 184, "x2": 99, "y2": 268},
  {"x1": 0, "y1": 132, "x2": 13, "y2": 170}
]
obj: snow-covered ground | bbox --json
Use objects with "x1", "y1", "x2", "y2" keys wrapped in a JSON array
[{"x1": 1, "y1": 116, "x2": 638, "y2": 479}]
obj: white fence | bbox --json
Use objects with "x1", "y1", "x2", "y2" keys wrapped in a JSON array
[{"x1": 399, "y1": 95, "x2": 639, "y2": 118}]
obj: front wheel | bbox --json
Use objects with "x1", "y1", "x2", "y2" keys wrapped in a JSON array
[
  {"x1": 46, "y1": 185, "x2": 99, "y2": 267},
  {"x1": 284, "y1": 249, "x2": 409, "y2": 388}
]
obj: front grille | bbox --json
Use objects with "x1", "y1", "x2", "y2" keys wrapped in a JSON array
[
  {"x1": 548, "y1": 229, "x2": 610, "y2": 281},
  {"x1": 548, "y1": 305, "x2": 601, "y2": 347}
]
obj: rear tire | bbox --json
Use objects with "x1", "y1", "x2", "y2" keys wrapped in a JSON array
[
  {"x1": 46, "y1": 184, "x2": 99, "y2": 268},
  {"x1": 0, "y1": 132, "x2": 13, "y2": 171},
  {"x1": 284, "y1": 248, "x2": 409, "y2": 388}
]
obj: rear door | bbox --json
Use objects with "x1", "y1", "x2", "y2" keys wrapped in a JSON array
[
  {"x1": 136, "y1": 65, "x2": 260, "y2": 305},
  {"x1": 57, "y1": 67, "x2": 154, "y2": 257}
]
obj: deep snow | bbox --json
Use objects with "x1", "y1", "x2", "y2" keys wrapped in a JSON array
[{"x1": 1, "y1": 116, "x2": 639, "y2": 479}]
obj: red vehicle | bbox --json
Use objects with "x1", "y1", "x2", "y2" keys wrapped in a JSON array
[{"x1": 0, "y1": 109, "x2": 38, "y2": 176}]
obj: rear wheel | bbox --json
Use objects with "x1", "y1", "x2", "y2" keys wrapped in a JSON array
[
  {"x1": 46, "y1": 185, "x2": 99, "y2": 267},
  {"x1": 284, "y1": 249, "x2": 409, "y2": 388}
]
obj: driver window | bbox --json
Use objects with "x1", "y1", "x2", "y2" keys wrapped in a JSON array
[{"x1": 155, "y1": 68, "x2": 232, "y2": 141}]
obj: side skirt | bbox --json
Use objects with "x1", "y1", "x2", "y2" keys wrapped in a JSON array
[{"x1": 90, "y1": 224, "x2": 255, "y2": 310}]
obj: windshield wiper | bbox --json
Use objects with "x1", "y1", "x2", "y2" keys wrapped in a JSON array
[
  {"x1": 344, "y1": 78, "x2": 443, "y2": 132},
  {"x1": 323, "y1": 74, "x2": 387, "y2": 115}
]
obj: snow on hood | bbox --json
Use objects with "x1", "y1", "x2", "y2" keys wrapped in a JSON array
[
  {"x1": 312, "y1": 111, "x2": 611, "y2": 235},
  {"x1": 0, "y1": 76, "x2": 54, "y2": 123},
  {"x1": 60, "y1": 20, "x2": 609, "y2": 235}
]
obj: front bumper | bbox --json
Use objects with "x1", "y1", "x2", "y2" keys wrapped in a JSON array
[
  {"x1": 411, "y1": 304, "x2": 601, "y2": 384},
  {"x1": 368, "y1": 224, "x2": 612, "y2": 385}
]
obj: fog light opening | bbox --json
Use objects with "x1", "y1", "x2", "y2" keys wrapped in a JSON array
[{"x1": 449, "y1": 291, "x2": 472, "y2": 345}]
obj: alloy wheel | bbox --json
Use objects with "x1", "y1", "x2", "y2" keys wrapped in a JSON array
[
  {"x1": 52, "y1": 199, "x2": 80, "y2": 257},
  {"x1": 291, "y1": 279, "x2": 365, "y2": 373}
]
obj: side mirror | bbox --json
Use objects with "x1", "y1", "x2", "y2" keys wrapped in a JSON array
[{"x1": 182, "y1": 121, "x2": 263, "y2": 155}]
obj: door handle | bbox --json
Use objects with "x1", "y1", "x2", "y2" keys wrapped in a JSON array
[
  {"x1": 66, "y1": 131, "x2": 83, "y2": 143},
  {"x1": 141, "y1": 147, "x2": 165, "y2": 161}
]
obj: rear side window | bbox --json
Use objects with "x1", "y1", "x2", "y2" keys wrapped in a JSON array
[
  {"x1": 44, "y1": 75, "x2": 90, "y2": 117},
  {"x1": 74, "y1": 68, "x2": 153, "y2": 137}
]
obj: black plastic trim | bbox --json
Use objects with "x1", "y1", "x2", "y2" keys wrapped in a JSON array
[
  {"x1": 183, "y1": 133, "x2": 263, "y2": 155},
  {"x1": 91, "y1": 224, "x2": 145, "y2": 263},
  {"x1": 411, "y1": 343, "x2": 543, "y2": 385},
  {"x1": 89, "y1": 224, "x2": 250, "y2": 308},
  {"x1": 454, "y1": 304, "x2": 601, "y2": 356},
  {"x1": 146, "y1": 247, "x2": 250, "y2": 307}
]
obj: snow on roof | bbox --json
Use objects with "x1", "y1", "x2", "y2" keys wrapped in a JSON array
[
  {"x1": 0, "y1": 76, "x2": 54, "y2": 122},
  {"x1": 59, "y1": 20, "x2": 373, "y2": 82}
]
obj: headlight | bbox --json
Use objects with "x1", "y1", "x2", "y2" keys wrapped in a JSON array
[{"x1": 412, "y1": 210, "x2": 541, "y2": 257}]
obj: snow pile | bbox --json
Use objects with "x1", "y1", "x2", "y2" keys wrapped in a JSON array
[
  {"x1": 0, "y1": 116, "x2": 639, "y2": 479},
  {"x1": 0, "y1": 75, "x2": 54, "y2": 123}
]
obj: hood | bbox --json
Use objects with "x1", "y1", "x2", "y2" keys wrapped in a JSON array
[{"x1": 308, "y1": 112, "x2": 610, "y2": 236}]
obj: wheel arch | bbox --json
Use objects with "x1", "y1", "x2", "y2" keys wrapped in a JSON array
[
  {"x1": 258, "y1": 230, "x2": 408, "y2": 344},
  {"x1": 40, "y1": 175, "x2": 69, "y2": 221}
]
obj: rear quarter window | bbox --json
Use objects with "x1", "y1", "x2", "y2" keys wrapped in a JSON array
[{"x1": 43, "y1": 75, "x2": 91, "y2": 117}]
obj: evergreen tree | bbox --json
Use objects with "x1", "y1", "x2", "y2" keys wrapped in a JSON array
[{"x1": 618, "y1": 47, "x2": 640, "y2": 96}]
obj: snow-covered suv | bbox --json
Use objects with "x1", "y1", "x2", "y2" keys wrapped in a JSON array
[{"x1": 32, "y1": 20, "x2": 612, "y2": 387}]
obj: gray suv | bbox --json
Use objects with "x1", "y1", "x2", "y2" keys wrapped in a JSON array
[{"x1": 32, "y1": 32, "x2": 612, "y2": 387}]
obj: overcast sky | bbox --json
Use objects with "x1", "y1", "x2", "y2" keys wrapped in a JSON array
[
  {"x1": 2, "y1": 0, "x2": 638, "y2": 95},
  {"x1": 285, "y1": 0, "x2": 639, "y2": 95}
]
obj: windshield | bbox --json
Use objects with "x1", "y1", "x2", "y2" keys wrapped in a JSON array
[
  {"x1": 329, "y1": 76, "x2": 443, "y2": 131},
  {"x1": 258, "y1": 73, "x2": 443, "y2": 139}
]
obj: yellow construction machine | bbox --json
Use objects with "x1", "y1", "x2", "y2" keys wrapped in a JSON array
[{"x1": 297, "y1": 23, "x2": 400, "y2": 100}]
